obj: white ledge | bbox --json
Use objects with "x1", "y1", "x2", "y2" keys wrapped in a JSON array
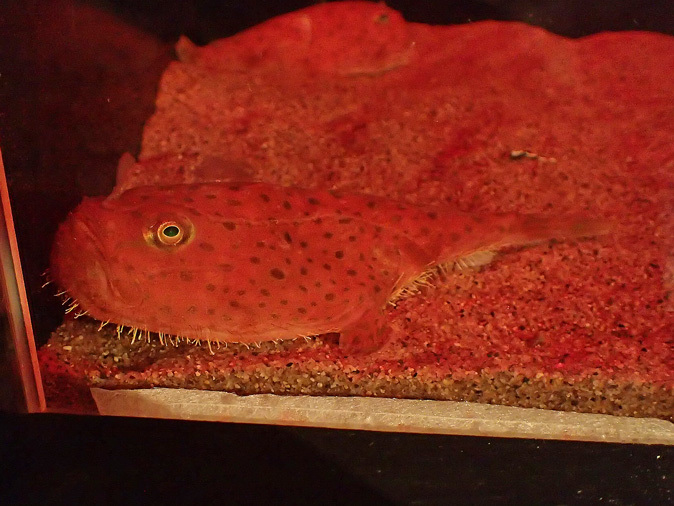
[{"x1": 91, "y1": 388, "x2": 674, "y2": 445}]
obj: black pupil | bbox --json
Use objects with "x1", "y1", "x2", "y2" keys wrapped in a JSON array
[{"x1": 163, "y1": 225, "x2": 180, "y2": 238}]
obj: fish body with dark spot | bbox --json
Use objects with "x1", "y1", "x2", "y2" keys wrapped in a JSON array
[{"x1": 50, "y1": 181, "x2": 606, "y2": 353}]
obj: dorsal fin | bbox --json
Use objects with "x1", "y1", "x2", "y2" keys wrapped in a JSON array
[
  {"x1": 194, "y1": 155, "x2": 254, "y2": 183},
  {"x1": 115, "y1": 152, "x2": 137, "y2": 187},
  {"x1": 175, "y1": 36, "x2": 199, "y2": 63},
  {"x1": 108, "y1": 152, "x2": 258, "y2": 199},
  {"x1": 109, "y1": 152, "x2": 141, "y2": 198}
]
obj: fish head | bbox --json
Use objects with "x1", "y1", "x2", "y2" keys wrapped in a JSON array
[{"x1": 50, "y1": 187, "x2": 206, "y2": 331}]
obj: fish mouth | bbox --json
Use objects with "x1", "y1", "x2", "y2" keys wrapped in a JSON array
[{"x1": 54, "y1": 212, "x2": 145, "y2": 311}]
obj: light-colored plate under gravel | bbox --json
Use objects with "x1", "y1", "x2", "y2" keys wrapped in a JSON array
[{"x1": 92, "y1": 388, "x2": 674, "y2": 445}]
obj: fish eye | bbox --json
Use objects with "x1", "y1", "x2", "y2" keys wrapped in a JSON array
[
  {"x1": 158, "y1": 222, "x2": 184, "y2": 245},
  {"x1": 147, "y1": 219, "x2": 193, "y2": 248}
]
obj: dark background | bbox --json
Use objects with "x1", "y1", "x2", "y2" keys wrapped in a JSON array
[
  {"x1": 2, "y1": 412, "x2": 673, "y2": 504},
  {"x1": 85, "y1": 0, "x2": 674, "y2": 42},
  {"x1": 1, "y1": 1, "x2": 673, "y2": 503}
]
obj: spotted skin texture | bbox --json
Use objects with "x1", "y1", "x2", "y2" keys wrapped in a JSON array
[{"x1": 50, "y1": 182, "x2": 603, "y2": 353}]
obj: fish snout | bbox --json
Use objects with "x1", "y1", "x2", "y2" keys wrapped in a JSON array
[{"x1": 51, "y1": 210, "x2": 145, "y2": 312}]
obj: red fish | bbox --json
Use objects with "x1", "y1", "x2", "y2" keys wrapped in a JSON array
[{"x1": 50, "y1": 180, "x2": 606, "y2": 353}]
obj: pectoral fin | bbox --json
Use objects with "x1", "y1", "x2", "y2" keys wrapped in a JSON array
[{"x1": 338, "y1": 307, "x2": 390, "y2": 354}]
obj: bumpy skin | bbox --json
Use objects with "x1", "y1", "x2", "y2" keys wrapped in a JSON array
[{"x1": 50, "y1": 181, "x2": 599, "y2": 353}]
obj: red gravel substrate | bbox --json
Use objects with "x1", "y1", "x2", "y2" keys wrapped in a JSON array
[{"x1": 40, "y1": 2, "x2": 673, "y2": 420}]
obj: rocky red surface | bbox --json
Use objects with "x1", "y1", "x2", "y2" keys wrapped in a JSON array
[{"x1": 40, "y1": 2, "x2": 673, "y2": 419}]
